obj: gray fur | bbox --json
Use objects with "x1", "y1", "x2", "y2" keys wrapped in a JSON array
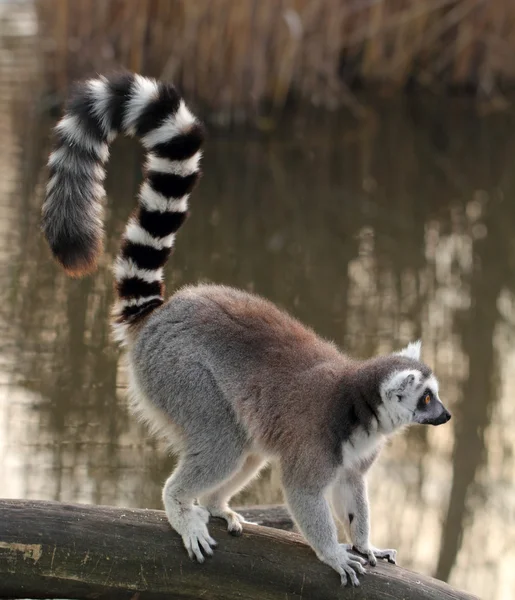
[{"x1": 128, "y1": 284, "x2": 451, "y2": 585}]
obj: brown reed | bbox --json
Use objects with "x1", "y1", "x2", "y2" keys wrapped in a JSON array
[{"x1": 33, "y1": 0, "x2": 515, "y2": 123}]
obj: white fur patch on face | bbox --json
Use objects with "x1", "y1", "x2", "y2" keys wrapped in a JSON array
[
  {"x1": 397, "y1": 340, "x2": 421, "y2": 361},
  {"x1": 379, "y1": 368, "x2": 425, "y2": 431},
  {"x1": 380, "y1": 369, "x2": 422, "y2": 400},
  {"x1": 425, "y1": 374, "x2": 439, "y2": 396}
]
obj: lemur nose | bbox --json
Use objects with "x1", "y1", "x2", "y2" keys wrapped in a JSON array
[{"x1": 443, "y1": 410, "x2": 451, "y2": 423}]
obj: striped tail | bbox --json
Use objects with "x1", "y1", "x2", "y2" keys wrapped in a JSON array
[{"x1": 42, "y1": 72, "x2": 204, "y2": 343}]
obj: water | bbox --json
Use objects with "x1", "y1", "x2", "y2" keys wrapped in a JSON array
[{"x1": 1, "y1": 18, "x2": 515, "y2": 600}]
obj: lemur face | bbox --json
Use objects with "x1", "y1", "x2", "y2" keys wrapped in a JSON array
[
  {"x1": 411, "y1": 379, "x2": 451, "y2": 426},
  {"x1": 380, "y1": 369, "x2": 451, "y2": 430}
]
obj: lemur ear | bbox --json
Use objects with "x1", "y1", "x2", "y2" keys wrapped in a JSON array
[
  {"x1": 398, "y1": 373, "x2": 415, "y2": 392},
  {"x1": 397, "y1": 340, "x2": 421, "y2": 361},
  {"x1": 383, "y1": 370, "x2": 418, "y2": 400}
]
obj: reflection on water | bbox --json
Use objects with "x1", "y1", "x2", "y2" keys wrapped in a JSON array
[{"x1": 1, "y1": 29, "x2": 515, "y2": 600}]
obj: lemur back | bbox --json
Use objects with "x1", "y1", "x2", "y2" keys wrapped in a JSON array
[{"x1": 42, "y1": 72, "x2": 450, "y2": 588}]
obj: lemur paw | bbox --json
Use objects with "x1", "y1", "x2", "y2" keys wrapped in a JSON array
[
  {"x1": 179, "y1": 505, "x2": 217, "y2": 562},
  {"x1": 372, "y1": 547, "x2": 397, "y2": 564},
  {"x1": 340, "y1": 544, "x2": 367, "y2": 565},
  {"x1": 321, "y1": 548, "x2": 367, "y2": 586},
  {"x1": 206, "y1": 505, "x2": 249, "y2": 536},
  {"x1": 353, "y1": 545, "x2": 397, "y2": 567}
]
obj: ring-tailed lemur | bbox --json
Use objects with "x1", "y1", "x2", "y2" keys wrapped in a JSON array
[{"x1": 42, "y1": 72, "x2": 451, "y2": 587}]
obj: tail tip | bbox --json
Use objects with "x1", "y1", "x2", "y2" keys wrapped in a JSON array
[{"x1": 49, "y1": 235, "x2": 103, "y2": 278}]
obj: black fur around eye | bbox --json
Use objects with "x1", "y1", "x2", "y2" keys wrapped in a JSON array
[{"x1": 417, "y1": 389, "x2": 433, "y2": 410}]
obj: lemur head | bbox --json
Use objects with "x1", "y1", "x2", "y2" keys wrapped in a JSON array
[{"x1": 378, "y1": 341, "x2": 451, "y2": 432}]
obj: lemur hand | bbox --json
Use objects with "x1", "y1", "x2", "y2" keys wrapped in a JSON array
[{"x1": 321, "y1": 546, "x2": 367, "y2": 586}]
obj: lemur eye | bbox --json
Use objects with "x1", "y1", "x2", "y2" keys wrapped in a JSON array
[
  {"x1": 397, "y1": 395, "x2": 402, "y2": 402},
  {"x1": 424, "y1": 394, "x2": 431, "y2": 405}
]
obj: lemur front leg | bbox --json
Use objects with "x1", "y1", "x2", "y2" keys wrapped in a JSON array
[
  {"x1": 331, "y1": 470, "x2": 397, "y2": 567},
  {"x1": 281, "y1": 468, "x2": 367, "y2": 586}
]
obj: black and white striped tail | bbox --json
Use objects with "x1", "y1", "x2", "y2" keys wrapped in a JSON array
[{"x1": 42, "y1": 72, "x2": 204, "y2": 343}]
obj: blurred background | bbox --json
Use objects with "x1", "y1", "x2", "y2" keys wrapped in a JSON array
[{"x1": 0, "y1": 1, "x2": 514, "y2": 598}]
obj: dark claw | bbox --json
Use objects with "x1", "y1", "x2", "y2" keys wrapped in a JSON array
[{"x1": 228, "y1": 527, "x2": 243, "y2": 537}]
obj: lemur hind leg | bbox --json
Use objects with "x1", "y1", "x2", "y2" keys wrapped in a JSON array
[
  {"x1": 331, "y1": 470, "x2": 397, "y2": 567},
  {"x1": 162, "y1": 434, "x2": 248, "y2": 562},
  {"x1": 200, "y1": 453, "x2": 265, "y2": 536}
]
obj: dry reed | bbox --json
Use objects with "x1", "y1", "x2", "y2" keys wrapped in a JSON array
[{"x1": 32, "y1": 0, "x2": 515, "y2": 122}]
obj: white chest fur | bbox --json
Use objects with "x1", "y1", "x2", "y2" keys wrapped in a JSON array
[{"x1": 341, "y1": 427, "x2": 384, "y2": 471}]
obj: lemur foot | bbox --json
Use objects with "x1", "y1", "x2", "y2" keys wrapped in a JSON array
[
  {"x1": 353, "y1": 545, "x2": 397, "y2": 567},
  {"x1": 321, "y1": 547, "x2": 367, "y2": 586},
  {"x1": 205, "y1": 505, "x2": 249, "y2": 536},
  {"x1": 171, "y1": 504, "x2": 217, "y2": 562}
]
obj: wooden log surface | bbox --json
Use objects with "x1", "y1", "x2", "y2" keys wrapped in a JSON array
[{"x1": 0, "y1": 499, "x2": 478, "y2": 600}]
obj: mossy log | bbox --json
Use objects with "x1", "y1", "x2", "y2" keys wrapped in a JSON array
[{"x1": 0, "y1": 499, "x2": 478, "y2": 600}]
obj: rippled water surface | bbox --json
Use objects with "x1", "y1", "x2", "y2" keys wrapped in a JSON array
[{"x1": 1, "y1": 18, "x2": 515, "y2": 600}]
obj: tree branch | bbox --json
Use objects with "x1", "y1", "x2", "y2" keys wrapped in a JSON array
[{"x1": 0, "y1": 499, "x2": 477, "y2": 600}]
